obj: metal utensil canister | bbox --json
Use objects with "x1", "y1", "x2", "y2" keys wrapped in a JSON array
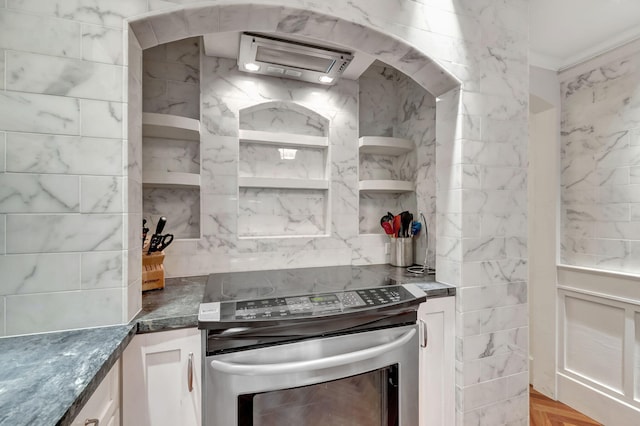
[{"x1": 389, "y1": 237, "x2": 414, "y2": 267}]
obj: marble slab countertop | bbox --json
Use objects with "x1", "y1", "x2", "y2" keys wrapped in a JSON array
[
  {"x1": 0, "y1": 264, "x2": 454, "y2": 426},
  {"x1": 0, "y1": 324, "x2": 136, "y2": 426}
]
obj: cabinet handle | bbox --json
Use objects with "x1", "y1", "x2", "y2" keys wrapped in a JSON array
[
  {"x1": 84, "y1": 419, "x2": 99, "y2": 426},
  {"x1": 419, "y1": 319, "x2": 428, "y2": 348},
  {"x1": 188, "y1": 352, "x2": 194, "y2": 392}
]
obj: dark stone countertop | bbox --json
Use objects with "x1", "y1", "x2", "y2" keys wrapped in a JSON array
[
  {"x1": 135, "y1": 275, "x2": 205, "y2": 333},
  {"x1": 0, "y1": 324, "x2": 136, "y2": 426},
  {"x1": 0, "y1": 264, "x2": 454, "y2": 426}
]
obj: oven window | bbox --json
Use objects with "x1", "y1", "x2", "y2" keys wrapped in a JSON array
[{"x1": 237, "y1": 365, "x2": 399, "y2": 426}]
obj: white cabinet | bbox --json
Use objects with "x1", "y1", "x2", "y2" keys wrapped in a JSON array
[
  {"x1": 418, "y1": 296, "x2": 455, "y2": 426},
  {"x1": 71, "y1": 360, "x2": 121, "y2": 426},
  {"x1": 122, "y1": 328, "x2": 201, "y2": 426}
]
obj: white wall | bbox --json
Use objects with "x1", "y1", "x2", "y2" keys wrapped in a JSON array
[{"x1": 528, "y1": 65, "x2": 561, "y2": 399}]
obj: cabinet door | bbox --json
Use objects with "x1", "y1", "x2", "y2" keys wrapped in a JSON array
[
  {"x1": 71, "y1": 360, "x2": 121, "y2": 426},
  {"x1": 123, "y1": 328, "x2": 201, "y2": 426},
  {"x1": 418, "y1": 297, "x2": 455, "y2": 426}
]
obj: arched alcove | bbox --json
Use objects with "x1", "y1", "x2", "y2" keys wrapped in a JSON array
[
  {"x1": 126, "y1": 2, "x2": 461, "y2": 279},
  {"x1": 239, "y1": 101, "x2": 329, "y2": 136},
  {"x1": 127, "y1": 4, "x2": 459, "y2": 98}
]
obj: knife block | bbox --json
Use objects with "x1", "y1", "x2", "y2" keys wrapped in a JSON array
[{"x1": 142, "y1": 250, "x2": 165, "y2": 291}]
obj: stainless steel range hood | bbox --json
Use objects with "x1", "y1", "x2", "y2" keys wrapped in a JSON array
[{"x1": 237, "y1": 32, "x2": 354, "y2": 85}]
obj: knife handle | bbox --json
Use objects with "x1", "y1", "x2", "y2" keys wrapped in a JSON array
[{"x1": 154, "y1": 216, "x2": 167, "y2": 235}]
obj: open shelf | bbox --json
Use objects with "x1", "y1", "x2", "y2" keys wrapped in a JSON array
[
  {"x1": 239, "y1": 129, "x2": 328, "y2": 148},
  {"x1": 142, "y1": 112, "x2": 200, "y2": 141},
  {"x1": 239, "y1": 177, "x2": 329, "y2": 190},
  {"x1": 359, "y1": 136, "x2": 414, "y2": 156},
  {"x1": 359, "y1": 180, "x2": 414, "y2": 193},
  {"x1": 143, "y1": 171, "x2": 200, "y2": 188}
]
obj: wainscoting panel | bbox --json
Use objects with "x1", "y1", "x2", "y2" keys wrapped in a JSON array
[{"x1": 557, "y1": 265, "x2": 640, "y2": 425}]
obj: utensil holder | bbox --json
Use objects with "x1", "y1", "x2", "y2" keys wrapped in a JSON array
[
  {"x1": 142, "y1": 251, "x2": 165, "y2": 291},
  {"x1": 389, "y1": 237, "x2": 414, "y2": 267}
]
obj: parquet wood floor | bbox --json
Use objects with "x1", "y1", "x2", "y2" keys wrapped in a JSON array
[{"x1": 530, "y1": 387, "x2": 602, "y2": 426}]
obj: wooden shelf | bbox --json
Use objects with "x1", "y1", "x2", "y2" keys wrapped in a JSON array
[
  {"x1": 143, "y1": 171, "x2": 200, "y2": 188},
  {"x1": 359, "y1": 136, "x2": 414, "y2": 156},
  {"x1": 359, "y1": 180, "x2": 414, "y2": 193},
  {"x1": 239, "y1": 177, "x2": 329, "y2": 190},
  {"x1": 239, "y1": 129, "x2": 328, "y2": 148},
  {"x1": 142, "y1": 112, "x2": 200, "y2": 141}
]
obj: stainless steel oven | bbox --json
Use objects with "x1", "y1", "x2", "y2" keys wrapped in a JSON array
[{"x1": 198, "y1": 266, "x2": 426, "y2": 426}]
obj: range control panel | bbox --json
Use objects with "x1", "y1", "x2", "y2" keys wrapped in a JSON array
[{"x1": 232, "y1": 286, "x2": 408, "y2": 320}]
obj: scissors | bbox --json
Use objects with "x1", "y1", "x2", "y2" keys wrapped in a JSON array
[{"x1": 147, "y1": 233, "x2": 174, "y2": 254}]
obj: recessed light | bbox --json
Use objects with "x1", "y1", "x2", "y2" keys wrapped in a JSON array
[
  {"x1": 318, "y1": 75, "x2": 334, "y2": 84},
  {"x1": 243, "y1": 63, "x2": 260, "y2": 72}
]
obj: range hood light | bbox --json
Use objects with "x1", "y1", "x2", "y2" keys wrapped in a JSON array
[
  {"x1": 238, "y1": 33, "x2": 353, "y2": 85},
  {"x1": 243, "y1": 63, "x2": 260, "y2": 72}
]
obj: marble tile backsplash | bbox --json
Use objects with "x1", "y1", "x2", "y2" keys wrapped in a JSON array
[
  {"x1": 143, "y1": 187, "x2": 200, "y2": 239},
  {"x1": 239, "y1": 144, "x2": 326, "y2": 180},
  {"x1": 238, "y1": 188, "x2": 327, "y2": 237},
  {"x1": 561, "y1": 46, "x2": 640, "y2": 274}
]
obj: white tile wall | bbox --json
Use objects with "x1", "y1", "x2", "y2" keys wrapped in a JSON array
[
  {"x1": 0, "y1": 174, "x2": 79, "y2": 213},
  {"x1": 81, "y1": 251, "x2": 125, "y2": 289},
  {"x1": 561, "y1": 47, "x2": 640, "y2": 274},
  {"x1": 81, "y1": 176, "x2": 125, "y2": 213},
  {"x1": 0, "y1": 92, "x2": 80, "y2": 134},
  {"x1": 80, "y1": 99, "x2": 124, "y2": 138},
  {"x1": 0, "y1": 214, "x2": 4, "y2": 256},
  {"x1": 81, "y1": 24, "x2": 125, "y2": 65},
  {"x1": 6, "y1": 214, "x2": 123, "y2": 253},
  {"x1": 6, "y1": 0, "x2": 148, "y2": 29},
  {"x1": 6, "y1": 51, "x2": 124, "y2": 101},
  {"x1": 5, "y1": 287, "x2": 124, "y2": 335},
  {"x1": 6, "y1": 134, "x2": 123, "y2": 175},
  {"x1": 0, "y1": 253, "x2": 81, "y2": 295},
  {"x1": 0, "y1": 49, "x2": 4, "y2": 91},
  {"x1": 0, "y1": 9, "x2": 81, "y2": 58}
]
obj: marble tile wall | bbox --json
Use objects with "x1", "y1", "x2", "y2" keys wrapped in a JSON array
[
  {"x1": 396, "y1": 67, "x2": 438, "y2": 270},
  {"x1": 143, "y1": 37, "x2": 200, "y2": 119},
  {"x1": 0, "y1": 2, "x2": 134, "y2": 336},
  {"x1": 239, "y1": 104, "x2": 326, "y2": 136},
  {"x1": 142, "y1": 37, "x2": 201, "y2": 239},
  {"x1": 162, "y1": 54, "x2": 362, "y2": 274},
  {"x1": 239, "y1": 144, "x2": 326, "y2": 180},
  {"x1": 560, "y1": 47, "x2": 640, "y2": 275},
  {"x1": 237, "y1": 104, "x2": 329, "y2": 237},
  {"x1": 1, "y1": 2, "x2": 529, "y2": 423},
  {"x1": 357, "y1": 62, "x2": 435, "y2": 264}
]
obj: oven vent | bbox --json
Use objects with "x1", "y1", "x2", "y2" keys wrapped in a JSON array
[{"x1": 238, "y1": 32, "x2": 354, "y2": 85}]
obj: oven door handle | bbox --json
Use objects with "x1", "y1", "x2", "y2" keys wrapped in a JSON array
[{"x1": 209, "y1": 328, "x2": 416, "y2": 375}]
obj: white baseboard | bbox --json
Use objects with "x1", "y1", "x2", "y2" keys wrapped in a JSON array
[{"x1": 558, "y1": 373, "x2": 640, "y2": 425}]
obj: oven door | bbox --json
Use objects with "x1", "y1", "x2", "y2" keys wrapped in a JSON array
[{"x1": 203, "y1": 324, "x2": 418, "y2": 426}]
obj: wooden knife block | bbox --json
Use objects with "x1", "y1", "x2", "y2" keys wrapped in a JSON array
[{"x1": 142, "y1": 250, "x2": 165, "y2": 291}]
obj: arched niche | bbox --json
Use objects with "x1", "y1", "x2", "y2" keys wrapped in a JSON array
[
  {"x1": 239, "y1": 101, "x2": 329, "y2": 136},
  {"x1": 127, "y1": 3, "x2": 459, "y2": 98}
]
